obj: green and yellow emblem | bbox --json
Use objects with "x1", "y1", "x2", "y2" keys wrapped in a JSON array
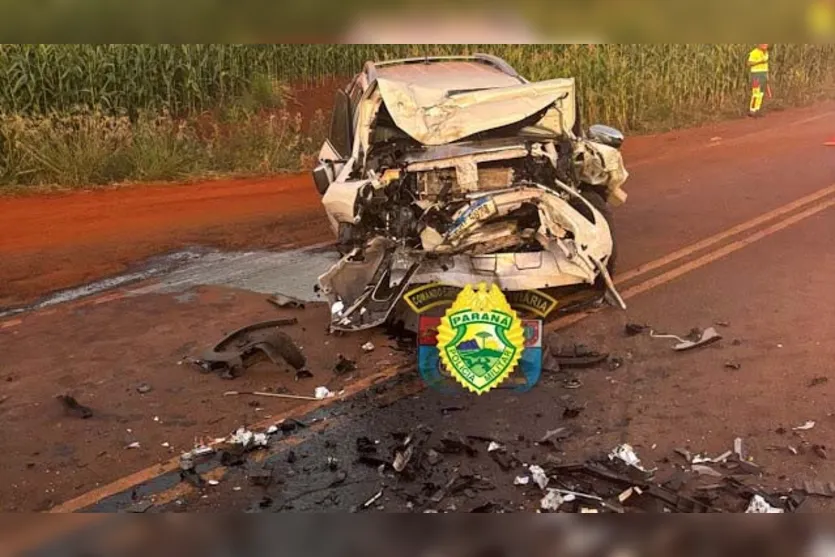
[{"x1": 436, "y1": 283, "x2": 525, "y2": 395}]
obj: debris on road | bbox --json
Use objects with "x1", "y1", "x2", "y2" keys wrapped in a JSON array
[
  {"x1": 746, "y1": 495, "x2": 784, "y2": 513},
  {"x1": 361, "y1": 342, "x2": 375, "y2": 352},
  {"x1": 267, "y1": 293, "x2": 306, "y2": 310},
  {"x1": 487, "y1": 442, "x2": 504, "y2": 453},
  {"x1": 529, "y1": 465, "x2": 549, "y2": 490},
  {"x1": 223, "y1": 390, "x2": 319, "y2": 402},
  {"x1": 809, "y1": 376, "x2": 829, "y2": 388},
  {"x1": 625, "y1": 323, "x2": 650, "y2": 336},
  {"x1": 724, "y1": 361, "x2": 742, "y2": 370},
  {"x1": 540, "y1": 489, "x2": 571, "y2": 511},
  {"x1": 228, "y1": 427, "x2": 269, "y2": 451},
  {"x1": 563, "y1": 378, "x2": 583, "y2": 390},
  {"x1": 295, "y1": 369, "x2": 314, "y2": 380},
  {"x1": 794, "y1": 421, "x2": 816, "y2": 431},
  {"x1": 814, "y1": 444, "x2": 829, "y2": 460},
  {"x1": 315, "y1": 386, "x2": 334, "y2": 400},
  {"x1": 136, "y1": 383, "x2": 153, "y2": 394},
  {"x1": 608, "y1": 357, "x2": 624, "y2": 371},
  {"x1": 691, "y1": 464, "x2": 723, "y2": 478},
  {"x1": 734, "y1": 438, "x2": 745, "y2": 459},
  {"x1": 514, "y1": 476, "x2": 530, "y2": 486},
  {"x1": 333, "y1": 354, "x2": 357, "y2": 375},
  {"x1": 609, "y1": 444, "x2": 652, "y2": 473},
  {"x1": 547, "y1": 341, "x2": 609, "y2": 368},
  {"x1": 56, "y1": 394, "x2": 93, "y2": 419},
  {"x1": 193, "y1": 319, "x2": 305, "y2": 379},
  {"x1": 358, "y1": 489, "x2": 384, "y2": 511},
  {"x1": 650, "y1": 327, "x2": 722, "y2": 351}
]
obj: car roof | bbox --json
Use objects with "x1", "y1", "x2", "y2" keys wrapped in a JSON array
[{"x1": 373, "y1": 59, "x2": 524, "y2": 91}]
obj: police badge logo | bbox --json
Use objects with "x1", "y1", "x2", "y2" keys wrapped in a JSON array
[{"x1": 436, "y1": 283, "x2": 525, "y2": 395}]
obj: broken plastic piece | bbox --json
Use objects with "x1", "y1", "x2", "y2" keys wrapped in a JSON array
[
  {"x1": 794, "y1": 421, "x2": 816, "y2": 431},
  {"x1": 609, "y1": 444, "x2": 650, "y2": 472},
  {"x1": 746, "y1": 495, "x2": 784, "y2": 513},
  {"x1": 540, "y1": 489, "x2": 568, "y2": 511},
  {"x1": 126, "y1": 442, "x2": 141, "y2": 450},
  {"x1": 361, "y1": 342, "x2": 375, "y2": 352},
  {"x1": 315, "y1": 386, "x2": 335, "y2": 400},
  {"x1": 228, "y1": 427, "x2": 268, "y2": 450},
  {"x1": 650, "y1": 327, "x2": 722, "y2": 351},
  {"x1": 487, "y1": 441, "x2": 504, "y2": 453},
  {"x1": 529, "y1": 465, "x2": 549, "y2": 490},
  {"x1": 514, "y1": 476, "x2": 530, "y2": 486}
]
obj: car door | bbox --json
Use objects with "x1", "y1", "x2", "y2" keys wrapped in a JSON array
[{"x1": 313, "y1": 79, "x2": 360, "y2": 195}]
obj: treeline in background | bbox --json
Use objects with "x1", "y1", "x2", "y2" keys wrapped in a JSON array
[{"x1": 2, "y1": 44, "x2": 835, "y2": 188}]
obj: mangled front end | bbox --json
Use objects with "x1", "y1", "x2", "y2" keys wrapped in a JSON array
[{"x1": 318, "y1": 79, "x2": 628, "y2": 331}]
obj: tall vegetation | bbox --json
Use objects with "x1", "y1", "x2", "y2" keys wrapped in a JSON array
[{"x1": 1, "y1": 44, "x2": 834, "y2": 188}]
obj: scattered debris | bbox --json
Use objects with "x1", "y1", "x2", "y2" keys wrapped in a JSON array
[
  {"x1": 333, "y1": 355, "x2": 357, "y2": 375},
  {"x1": 487, "y1": 441, "x2": 504, "y2": 453},
  {"x1": 161, "y1": 442, "x2": 170, "y2": 449},
  {"x1": 691, "y1": 464, "x2": 723, "y2": 478},
  {"x1": 562, "y1": 378, "x2": 583, "y2": 390},
  {"x1": 223, "y1": 390, "x2": 319, "y2": 401},
  {"x1": 56, "y1": 395, "x2": 93, "y2": 419},
  {"x1": 193, "y1": 319, "x2": 304, "y2": 378},
  {"x1": 529, "y1": 465, "x2": 549, "y2": 490},
  {"x1": 436, "y1": 433, "x2": 478, "y2": 457},
  {"x1": 359, "y1": 489, "x2": 384, "y2": 511},
  {"x1": 609, "y1": 444, "x2": 651, "y2": 472},
  {"x1": 267, "y1": 293, "x2": 306, "y2": 310},
  {"x1": 539, "y1": 427, "x2": 571, "y2": 446},
  {"x1": 393, "y1": 446, "x2": 414, "y2": 473},
  {"x1": 548, "y1": 342, "x2": 609, "y2": 368},
  {"x1": 809, "y1": 376, "x2": 829, "y2": 388},
  {"x1": 794, "y1": 421, "x2": 816, "y2": 431},
  {"x1": 207, "y1": 480, "x2": 220, "y2": 486},
  {"x1": 608, "y1": 357, "x2": 624, "y2": 371},
  {"x1": 426, "y1": 449, "x2": 441, "y2": 466},
  {"x1": 126, "y1": 442, "x2": 141, "y2": 450},
  {"x1": 540, "y1": 489, "x2": 570, "y2": 511},
  {"x1": 266, "y1": 425, "x2": 279, "y2": 435},
  {"x1": 624, "y1": 323, "x2": 650, "y2": 336},
  {"x1": 715, "y1": 321, "x2": 731, "y2": 327},
  {"x1": 136, "y1": 383, "x2": 153, "y2": 394},
  {"x1": 724, "y1": 361, "x2": 741, "y2": 370},
  {"x1": 295, "y1": 369, "x2": 314, "y2": 380},
  {"x1": 315, "y1": 386, "x2": 335, "y2": 400},
  {"x1": 514, "y1": 476, "x2": 530, "y2": 486},
  {"x1": 734, "y1": 438, "x2": 744, "y2": 459},
  {"x1": 228, "y1": 427, "x2": 269, "y2": 451},
  {"x1": 650, "y1": 327, "x2": 722, "y2": 351},
  {"x1": 361, "y1": 342, "x2": 375, "y2": 352},
  {"x1": 746, "y1": 495, "x2": 784, "y2": 513},
  {"x1": 814, "y1": 444, "x2": 828, "y2": 460}
]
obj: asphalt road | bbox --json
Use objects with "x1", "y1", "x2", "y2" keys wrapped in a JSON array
[{"x1": 3, "y1": 102, "x2": 835, "y2": 543}]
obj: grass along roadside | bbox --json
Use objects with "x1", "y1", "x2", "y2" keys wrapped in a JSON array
[{"x1": 0, "y1": 106, "x2": 327, "y2": 190}]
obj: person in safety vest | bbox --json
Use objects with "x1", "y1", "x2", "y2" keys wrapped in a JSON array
[{"x1": 748, "y1": 44, "x2": 770, "y2": 117}]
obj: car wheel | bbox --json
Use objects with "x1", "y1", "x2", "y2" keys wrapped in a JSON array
[{"x1": 571, "y1": 189, "x2": 617, "y2": 275}]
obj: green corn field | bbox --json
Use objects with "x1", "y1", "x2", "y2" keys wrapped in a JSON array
[{"x1": 1, "y1": 44, "x2": 835, "y2": 131}]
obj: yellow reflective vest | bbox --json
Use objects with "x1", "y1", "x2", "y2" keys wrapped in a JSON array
[{"x1": 748, "y1": 48, "x2": 769, "y2": 73}]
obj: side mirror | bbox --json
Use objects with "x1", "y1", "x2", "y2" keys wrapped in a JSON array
[{"x1": 588, "y1": 124, "x2": 625, "y2": 149}]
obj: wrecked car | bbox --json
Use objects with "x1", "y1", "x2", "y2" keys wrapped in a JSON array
[{"x1": 312, "y1": 54, "x2": 629, "y2": 332}]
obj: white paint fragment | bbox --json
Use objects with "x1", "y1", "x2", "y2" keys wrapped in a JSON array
[
  {"x1": 529, "y1": 465, "x2": 549, "y2": 490},
  {"x1": 746, "y1": 495, "x2": 784, "y2": 513}
]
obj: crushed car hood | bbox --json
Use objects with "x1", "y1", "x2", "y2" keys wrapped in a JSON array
[{"x1": 377, "y1": 77, "x2": 577, "y2": 146}]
